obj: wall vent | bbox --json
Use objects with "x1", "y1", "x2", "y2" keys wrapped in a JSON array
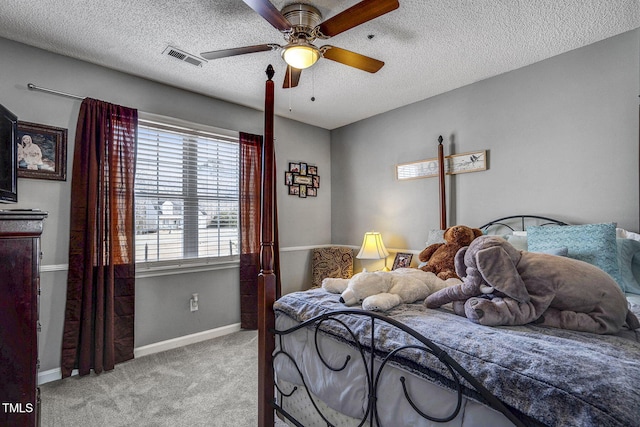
[{"x1": 163, "y1": 46, "x2": 206, "y2": 67}]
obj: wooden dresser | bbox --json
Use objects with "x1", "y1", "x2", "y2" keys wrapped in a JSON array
[{"x1": 0, "y1": 210, "x2": 47, "y2": 427}]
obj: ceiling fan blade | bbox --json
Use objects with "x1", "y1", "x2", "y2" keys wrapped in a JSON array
[
  {"x1": 283, "y1": 66, "x2": 302, "y2": 89},
  {"x1": 200, "y1": 44, "x2": 276, "y2": 60},
  {"x1": 321, "y1": 46, "x2": 384, "y2": 73},
  {"x1": 316, "y1": 0, "x2": 399, "y2": 38},
  {"x1": 242, "y1": 0, "x2": 292, "y2": 32}
]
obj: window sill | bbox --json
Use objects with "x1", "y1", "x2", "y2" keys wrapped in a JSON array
[{"x1": 135, "y1": 257, "x2": 239, "y2": 278}]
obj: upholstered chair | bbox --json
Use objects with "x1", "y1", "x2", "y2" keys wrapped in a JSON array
[{"x1": 311, "y1": 246, "x2": 354, "y2": 288}]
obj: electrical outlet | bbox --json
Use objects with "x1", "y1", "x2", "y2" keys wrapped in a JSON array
[{"x1": 190, "y1": 293, "x2": 199, "y2": 312}]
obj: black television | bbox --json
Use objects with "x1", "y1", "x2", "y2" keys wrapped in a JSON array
[{"x1": 0, "y1": 103, "x2": 18, "y2": 203}]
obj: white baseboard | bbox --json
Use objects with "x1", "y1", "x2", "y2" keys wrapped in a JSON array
[
  {"x1": 134, "y1": 323, "x2": 241, "y2": 358},
  {"x1": 38, "y1": 368, "x2": 79, "y2": 385},
  {"x1": 38, "y1": 323, "x2": 242, "y2": 385}
]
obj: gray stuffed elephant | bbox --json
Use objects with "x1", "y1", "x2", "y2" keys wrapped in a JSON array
[{"x1": 424, "y1": 235, "x2": 640, "y2": 334}]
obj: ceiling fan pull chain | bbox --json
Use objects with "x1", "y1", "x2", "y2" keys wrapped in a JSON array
[{"x1": 288, "y1": 66, "x2": 293, "y2": 112}]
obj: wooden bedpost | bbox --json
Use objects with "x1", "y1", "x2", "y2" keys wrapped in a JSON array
[
  {"x1": 258, "y1": 64, "x2": 276, "y2": 427},
  {"x1": 438, "y1": 135, "x2": 446, "y2": 230}
]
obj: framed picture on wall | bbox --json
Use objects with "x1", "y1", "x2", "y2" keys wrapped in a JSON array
[
  {"x1": 293, "y1": 175, "x2": 312, "y2": 185},
  {"x1": 17, "y1": 121, "x2": 67, "y2": 181},
  {"x1": 285, "y1": 161, "x2": 320, "y2": 198},
  {"x1": 289, "y1": 162, "x2": 300, "y2": 173},
  {"x1": 392, "y1": 253, "x2": 413, "y2": 270},
  {"x1": 396, "y1": 150, "x2": 487, "y2": 181}
]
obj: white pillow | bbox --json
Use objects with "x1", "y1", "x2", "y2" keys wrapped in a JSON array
[
  {"x1": 504, "y1": 234, "x2": 528, "y2": 251},
  {"x1": 425, "y1": 229, "x2": 445, "y2": 247},
  {"x1": 617, "y1": 227, "x2": 640, "y2": 241}
]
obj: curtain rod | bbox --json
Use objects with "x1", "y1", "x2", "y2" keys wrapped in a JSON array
[{"x1": 27, "y1": 83, "x2": 85, "y2": 101}]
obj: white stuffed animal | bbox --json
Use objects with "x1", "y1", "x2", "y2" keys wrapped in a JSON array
[{"x1": 322, "y1": 268, "x2": 460, "y2": 311}]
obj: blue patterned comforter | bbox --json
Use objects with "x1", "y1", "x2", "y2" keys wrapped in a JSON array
[{"x1": 274, "y1": 289, "x2": 640, "y2": 427}]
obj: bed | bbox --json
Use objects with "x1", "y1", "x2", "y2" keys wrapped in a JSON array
[
  {"x1": 255, "y1": 70, "x2": 640, "y2": 427},
  {"x1": 268, "y1": 218, "x2": 640, "y2": 427}
]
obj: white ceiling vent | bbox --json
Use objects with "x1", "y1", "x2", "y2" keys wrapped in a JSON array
[{"x1": 163, "y1": 46, "x2": 206, "y2": 67}]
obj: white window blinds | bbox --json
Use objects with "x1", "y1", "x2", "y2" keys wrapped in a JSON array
[{"x1": 135, "y1": 118, "x2": 239, "y2": 264}]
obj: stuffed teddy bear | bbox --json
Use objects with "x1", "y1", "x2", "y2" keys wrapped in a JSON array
[
  {"x1": 419, "y1": 225, "x2": 483, "y2": 280},
  {"x1": 322, "y1": 268, "x2": 459, "y2": 311},
  {"x1": 424, "y1": 235, "x2": 640, "y2": 334}
]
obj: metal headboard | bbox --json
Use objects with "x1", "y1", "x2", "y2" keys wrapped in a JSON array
[{"x1": 479, "y1": 215, "x2": 568, "y2": 234}]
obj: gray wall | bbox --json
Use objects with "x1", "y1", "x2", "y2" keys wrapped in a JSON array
[
  {"x1": 331, "y1": 29, "x2": 640, "y2": 253},
  {"x1": 274, "y1": 117, "x2": 333, "y2": 294},
  {"x1": 2, "y1": 27, "x2": 638, "y2": 374},
  {"x1": 0, "y1": 37, "x2": 331, "y2": 372}
]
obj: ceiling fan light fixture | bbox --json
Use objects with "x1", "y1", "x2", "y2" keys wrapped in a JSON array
[{"x1": 282, "y1": 42, "x2": 320, "y2": 70}]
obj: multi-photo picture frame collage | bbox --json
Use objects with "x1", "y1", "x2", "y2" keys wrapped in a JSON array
[{"x1": 285, "y1": 162, "x2": 320, "y2": 198}]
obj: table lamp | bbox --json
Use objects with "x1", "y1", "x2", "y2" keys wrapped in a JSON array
[{"x1": 356, "y1": 231, "x2": 390, "y2": 272}]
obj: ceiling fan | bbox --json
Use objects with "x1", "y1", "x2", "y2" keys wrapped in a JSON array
[{"x1": 200, "y1": 0, "x2": 400, "y2": 89}]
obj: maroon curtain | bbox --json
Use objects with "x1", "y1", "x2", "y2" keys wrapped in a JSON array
[
  {"x1": 239, "y1": 132, "x2": 280, "y2": 329},
  {"x1": 61, "y1": 98, "x2": 137, "y2": 378}
]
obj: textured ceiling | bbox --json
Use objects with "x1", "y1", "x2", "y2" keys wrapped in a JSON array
[{"x1": 0, "y1": 0, "x2": 638, "y2": 130}]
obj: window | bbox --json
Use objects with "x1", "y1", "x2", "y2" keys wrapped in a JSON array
[{"x1": 135, "y1": 116, "x2": 239, "y2": 265}]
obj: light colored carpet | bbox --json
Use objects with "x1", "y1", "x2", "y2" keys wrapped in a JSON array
[{"x1": 40, "y1": 330, "x2": 288, "y2": 426}]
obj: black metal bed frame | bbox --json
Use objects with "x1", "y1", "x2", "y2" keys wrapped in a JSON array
[
  {"x1": 270, "y1": 215, "x2": 570, "y2": 427},
  {"x1": 272, "y1": 309, "x2": 527, "y2": 427},
  {"x1": 478, "y1": 214, "x2": 568, "y2": 233}
]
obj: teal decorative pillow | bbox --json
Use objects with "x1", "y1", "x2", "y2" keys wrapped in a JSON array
[
  {"x1": 617, "y1": 238, "x2": 640, "y2": 294},
  {"x1": 533, "y1": 246, "x2": 569, "y2": 257},
  {"x1": 527, "y1": 223, "x2": 621, "y2": 288}
]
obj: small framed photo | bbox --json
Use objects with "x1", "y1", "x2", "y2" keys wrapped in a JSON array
[
  {"x1": 392, "y1": 253, "x2": 413, "y2": 270},
  {"x1": 300, "y1": 162, "x2": 307, "y2": 176},
  {"x1": 289, "y1": 185, "x2": 299, "y2": 196},
  {"x1": 308, "y1": 165, "x2": 317, "y2": 175},
  {"x1": 307, "y1": 187, "x2": 317, "y2": 197},
  {"x1": 17, "y1": 121, "x2": 67, "y2": 181},
  {"x1": 285, "y1": 171, "x2": 293, "y2": 185},
  {"x1": 289, "y1": 162, "x2": 300, "y2": 173}
]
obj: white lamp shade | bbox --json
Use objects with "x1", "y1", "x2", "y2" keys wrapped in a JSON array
[{"x1": 356, "y1": 232, "x2": 389, "y2": 259}]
